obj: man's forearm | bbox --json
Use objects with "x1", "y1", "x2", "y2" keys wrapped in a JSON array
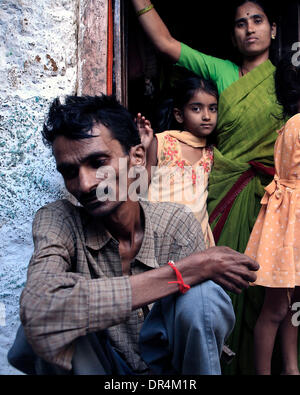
[
  {"x1": 130, "y1": 254, "x2": 209, "y2": 310},
  {"x1": 130, "y1": 246, "x2": 260, "y2": 309},
  {"x1": 20, "y1": 272, "x2": 133, "y2": 370}
]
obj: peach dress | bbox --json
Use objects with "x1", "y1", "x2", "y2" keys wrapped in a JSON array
[
  {"x1": 245, "y1": 113, "x2": 300, "y2": 288},
  {"x1": 148, "y1": 130, "x2": 215, "y2": 248}
]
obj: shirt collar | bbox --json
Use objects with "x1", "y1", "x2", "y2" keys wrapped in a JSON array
[
  {"x1": 82, "y1": 200, "x2": 159, "y2": 269},
  {"x1": 135, "y1": 200, "x2": 159, "y2": 269},
  {"x1": 81, "y1": 210, "x2": 112, "y2": 251}
]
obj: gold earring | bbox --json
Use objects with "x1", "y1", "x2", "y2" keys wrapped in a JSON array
[{"x1": 272, "y1": 34, "x2": 276, "y2": 40}]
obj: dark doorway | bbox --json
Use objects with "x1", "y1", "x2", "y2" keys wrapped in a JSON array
[{"x1": 126, "y1": 0, "x2": 300, "y2": 125}]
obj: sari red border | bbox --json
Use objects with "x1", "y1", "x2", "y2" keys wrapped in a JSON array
[{"x1": 209, "y1": 162, "x2": 275, "y2": 244}]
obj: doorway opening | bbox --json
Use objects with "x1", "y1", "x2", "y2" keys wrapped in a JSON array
[{"x1": 124, "y1": 0, "x2": 299, "y2": 127}]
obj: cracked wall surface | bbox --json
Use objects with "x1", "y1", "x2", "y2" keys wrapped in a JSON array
[{"x1": 0, "y1": 0, "x2": 79, "y2": 374}]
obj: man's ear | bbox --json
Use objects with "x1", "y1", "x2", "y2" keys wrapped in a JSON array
[
  {"x1": 129, "y1": 144, "x2": 146, "y2": 167},
  {"x1": 173, "y1": 107, "x2": 184, "y2": 124}
]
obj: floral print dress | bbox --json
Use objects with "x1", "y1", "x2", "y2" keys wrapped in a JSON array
[{"x1": 148, "y1": 130, "x2": 215, "y2": 248}]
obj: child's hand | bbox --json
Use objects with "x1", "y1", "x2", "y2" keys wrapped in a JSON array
[{"x1": 135, "y1": 113, "x2": 153, "y2": 150}]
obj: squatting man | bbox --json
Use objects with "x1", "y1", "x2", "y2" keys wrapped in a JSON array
[{"x1": 9, "y1": 95, "x2": 259, "y2": 375}]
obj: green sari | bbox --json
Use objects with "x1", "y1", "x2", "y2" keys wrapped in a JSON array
[{"x1": 207, "y1": 60, "x2": 285, "y2": 375}]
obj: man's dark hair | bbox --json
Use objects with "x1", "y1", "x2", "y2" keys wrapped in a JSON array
[{"x1": 42, "y1": 95, "x2": 141, "y2": 153}]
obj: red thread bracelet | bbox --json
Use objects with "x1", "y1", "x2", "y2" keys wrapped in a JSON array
[{"x1": 167, "y1": 261, "x2": 191, "y2": 294}]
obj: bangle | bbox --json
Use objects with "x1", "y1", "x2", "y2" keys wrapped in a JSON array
[
  {"x1": 136, "y1": 4, "x2": 154, "y2": 17},
  {"x1": 167, "y1": 261, "x2": 191, "y2": 294}
]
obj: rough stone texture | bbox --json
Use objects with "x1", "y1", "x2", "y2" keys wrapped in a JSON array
[{"x1": 0, "y1": 0, "x2": 79, "y2": 374}]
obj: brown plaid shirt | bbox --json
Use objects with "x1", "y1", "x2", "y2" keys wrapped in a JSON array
[{"x1": 20, "y1": 199, "x2": 205, "y2": 372}]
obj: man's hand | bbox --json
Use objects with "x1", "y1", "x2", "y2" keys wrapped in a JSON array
[
  {"x1": 200, "y1": 246, "x2": 259, "y2": 294},
  {"x1": 135, "y1": 113, "x2": 154, "y2": 150},
  {"x1": 178, "y1": 246, "x2": 259, "y2": 295}
]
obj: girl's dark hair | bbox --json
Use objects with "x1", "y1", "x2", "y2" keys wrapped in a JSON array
[
  {"x1": 275, "y1": 49, "x2": 300, "y2": 118},
  {"x1": 155, "y1": 76, "x2": 218, "y2": 133},
  {"x1": 42, "y1": 94, "x2": 141, "y2": 153}
]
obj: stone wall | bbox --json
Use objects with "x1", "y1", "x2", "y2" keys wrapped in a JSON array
[{"x1": 0, "y1": 0, "x2": 80, "y2": 374}]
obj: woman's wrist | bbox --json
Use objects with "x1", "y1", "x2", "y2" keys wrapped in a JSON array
[
  {"x1": 136, "y1": 3, "x2": 154, "y2": 17},
  {"x1": 131, "y1": 0, "x2": 152, "y2": 11}
]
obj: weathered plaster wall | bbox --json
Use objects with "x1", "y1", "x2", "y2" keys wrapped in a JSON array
[
  {"x1": 77, "y1": 0, "x2": 107, "y2": 95},
  {"x1": 0, "y1": 0, "x2": 79, "y2": 374}
]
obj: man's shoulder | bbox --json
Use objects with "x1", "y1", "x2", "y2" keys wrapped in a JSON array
[
  {"x1": 34, "y1": 199, "x2": 81, "y2": 223},
  {"x1": 38, "y1": 198, "x2": 77, "y2": 212},
  {"x1": 141, "y1": 200, "x2": 201, "y2": 242}
]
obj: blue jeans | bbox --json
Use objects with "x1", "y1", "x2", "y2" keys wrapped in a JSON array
[{"x1": 139, "y1": 280, "x2": 235, "y2": 375}]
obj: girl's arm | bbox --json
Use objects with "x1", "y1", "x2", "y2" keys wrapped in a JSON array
[
  {"x1": 131, "y1": 0, "x2": 181, "y2": 62},
  {"x1": 135, "y1": 113, "x2": 158, "y2": 183},
  {"x1": 136, "y1": 113, "x2": 153, "y2": 150}
]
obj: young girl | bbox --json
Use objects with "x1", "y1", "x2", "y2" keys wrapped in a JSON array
[
  {"x1": 245, "y1": 52, "x2": 300, "y2": 375},
  {"x1": 137, "y1": 76, "x2": 218, "y2": 248}
]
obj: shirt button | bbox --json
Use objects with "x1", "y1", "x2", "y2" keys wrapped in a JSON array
[{"x1": 138, "y1": 311, "x2": 143, "y2": 319}]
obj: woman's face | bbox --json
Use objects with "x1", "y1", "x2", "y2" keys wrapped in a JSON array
[{"x1": 233, "y1": 1, "x2": 276, "y2": 59}]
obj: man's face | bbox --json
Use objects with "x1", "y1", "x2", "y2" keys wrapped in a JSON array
[{"x1": 53, "y1": 123, "x2": 137, "y2": 217}]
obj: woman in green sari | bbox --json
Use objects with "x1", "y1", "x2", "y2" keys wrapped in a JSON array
[{"x1": 131, "y1": 0, "x2": 286, "y2": 374}]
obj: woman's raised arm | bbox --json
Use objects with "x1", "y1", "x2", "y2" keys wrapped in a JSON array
[{"x1": 131, "y1": 0, "x2": 181, "y2": 62}]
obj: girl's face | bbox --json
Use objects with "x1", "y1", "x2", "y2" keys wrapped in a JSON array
[
  {"x1": 233, "y1": 1, "x2": 276, "y2": 59},
  {"x1": 174, "y1": 89, "x2": 218, "y2": 137}
]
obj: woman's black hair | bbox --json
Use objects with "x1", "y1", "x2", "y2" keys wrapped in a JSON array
[
  {"x1": 42, "y1": 94, "x2": 141, "y2": 154},
  {"x1": 230, "y1": 0, "x2": 277, "y2": 29},
  {"x1": 155, "y1": 76, "x2": 218, "y2": 133},
  {"x1": 275, "y1": 49, "x2": 300, "y2": 118}
]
